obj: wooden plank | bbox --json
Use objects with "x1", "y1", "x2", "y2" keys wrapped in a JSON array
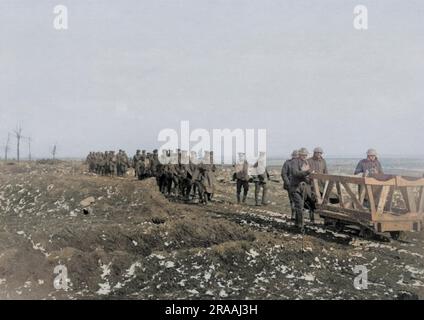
[
  {"x1": 418, "y1": 186, "x2": 424, "y2": 214},
  {"x1": 376, "y1": 185, "x2": 390, "y2": 214},
  {"x1": 310, "y1": 173, "x2": 365, "y2": 185},
  {"x1": 318, "y1": 209, "x2": 372, "y2": 226},
  {"x1": 366, "y1": 185, "x2": 376, "y2": 216},
  {"x1": 373, "y1": 212, "x2": 422, "y2": 222},
  {"x1": 321, "y1": 180, "x2": 329, "y2": 201},
  {"x1": 336, "y1": 182, "x2": 344, "y2": 208},
  {"x1": 322, "y1": 181, "x2": 334, "y2": 205},
  {"x1": 396, "y1": 176, "x2": 424, "y2": 187},
  {"x1": 400, "y1": 187, "x2": 411, "y2": 212},
  {"x1": 341, "y1": 182, "x2": 365, "y2": 211},
  {"x1": 313, "y1": 179, "x2": 322, "y2": 204},
  {"x1": 359, "y1": 185, "x2": 366, "y2": 205},
  {"x1": 319, "y1": 205, "x2": 371, "y2": 221},
  {"x1": 406, "y1": 188, "x2": 417, "y2": 213},
  {"x1": 364, "y1": 176, "x2": 396, "y2": 186},
  {"x1": 384, "y1": 186, "x2": 394, "y2": 212}
]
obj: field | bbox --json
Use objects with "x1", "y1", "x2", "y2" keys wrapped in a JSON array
[{"x1": 0, "y1": 160, "x2": 423, "y2": 299}]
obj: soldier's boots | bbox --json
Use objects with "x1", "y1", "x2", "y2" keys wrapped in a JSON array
[
  {"x1": 255, "y1": 186, "x2": 261, "y2": 206},
  {"x1": 237, "y1": 194, "x2": 241, "y2": 204},
  {"x1": 290, "y1": 205, "x2": 296, "y2": 221},
  {"x1": 242, "y1": 193, "x2": 247, "y2": 204},
  {"x1": 295, "y1": 209, "x2": 304, "y2": 231},
  {"x1": 261, "y1": 186, "x2": 268, "y2": 205},
  {"x1": 309, "y1": 210, "x2": 315, "y2": 223}
]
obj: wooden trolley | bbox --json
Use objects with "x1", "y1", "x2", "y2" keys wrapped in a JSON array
[{"x1": 310, "y1": 173, "x2": 424, "y2": 239}]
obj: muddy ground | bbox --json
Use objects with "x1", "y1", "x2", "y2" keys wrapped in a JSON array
[{"x1": 0, "y1": 161, "x2": 423, "y2": 300}]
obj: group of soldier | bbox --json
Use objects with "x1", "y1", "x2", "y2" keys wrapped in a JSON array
[
  {"x1": 87, "y1": 149, "x2": 217, "y2": 204},
  {"x1": 86, "y1": 150, "x2": 130, "y2": 177},
  {"x1": 86, "y1": 146, "x2": 384, "y2": 232},
  {"x1": 232, "y1": 151, "x2": 270, "y2": 207},
  {"x1": 279, "y1": 147, "x2": 383, "y2": 231},
  {"x1": 133, "y1": 149, "x2": 217, "y2": 204}
]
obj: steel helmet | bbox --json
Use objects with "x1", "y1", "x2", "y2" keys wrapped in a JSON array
[
  {"x1": 298, "y1": 148, "x2": 309, "y2": 156},
  {"x1": 367, "y1": 149, "x2": 377, "y2": 156}
]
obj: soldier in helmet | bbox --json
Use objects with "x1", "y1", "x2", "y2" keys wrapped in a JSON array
[
  {"x1": 354, "y1": 149, "x2": 383, "y2": 176},
  {"x1": 133, "y1": 150, "x2": 142, "y2": 178},
  {"x1": 233, "y1": 152, "x2": 250, "y2": 204},
  {"x1": 281, "y1": 150, "x2": 299, "y2": 219},
  {"x1": 354, "y1": 149, "x2": 384, "y2": 208},
  {"x1": 307, "y1": 147, "x2": 329, "y2": 220},
  {"x1": 307, "y1": 147, "x2": 328, "y2": 175},
  {"x1": 252, "y1": 152, "x2": 270, "y2": 206},
  {"x1": 289, "y1": 147, "x2": 314, "y2": 231}
]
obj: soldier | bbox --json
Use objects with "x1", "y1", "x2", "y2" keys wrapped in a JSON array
[
  {"x1": 144, "y1": 152, "x2": 152, "y2": 178},
  {"x1": 253, "y1": 152, "x2": 270, "y2": 206},
  {"x1": 179, "y1": 151, "x2": 193, "y2": 200},
  {"x1": 151, "y1": 149, "x2": 162, "y2": 186},
  {"x1": 233, "y1": 152, "x2": 249, "y2": 204},
  {"x1": 202, "y1": 151, "x2": 216, "y2": 201},
  {"x1": 188, "y1": 151, "x2": 199, "y2": 199},
  {"x1": 133, "y1": 150, "x2": 142, "y2": 178},
  {"x1": 307, "y1": 147, "x2": 328, "y2": 220},
  {"x1": 109, "y1": 151, "x2": 117, "y2": 176},
  {"x1": 354, "y1": 149, "x2": 384, "y2": 209},
  {"x1": 193, "y1": 162, "x2": 209, "y2": 204},
  {"x1": 121, "y1": 150, "x2": 130, "y2": 176},
  {"x1": 307, "y1": 147, "x2": 328, "y2": 174},
  {"x1": 116, "y1": 150, "x2": 123, "y2": 176},
  {"x1": 86, "y1": 152, "x2": 96, "y2": 173},
  {"x1": 289, "y1": 148, "x2": 314, "y2": 231},
  {"x1": 100, "y1": 151, "x2": 107, "y2": 176},
  {"x1": 281, "y1": 150, "x2": 299, "y2": 220},
  {"x1": 354, "y1": 149, "x2": 383, "y2": 176}
]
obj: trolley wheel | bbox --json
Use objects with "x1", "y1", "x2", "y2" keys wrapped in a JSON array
[
  {"x1": 323, "y1": 218, "x2": 333, "y2": 227},
  {"x1": 359, "y1": 226, "x2": 375, "y2": 240},
  {"x1": 390, "y1": 231, "x2": 406, "y2": 241},
  {"x1": 335, "y1": 222, "x2": 344, "y2": 232}
]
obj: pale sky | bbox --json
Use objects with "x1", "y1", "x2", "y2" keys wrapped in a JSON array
[{"x1": 0, "y1": 0, "x2": 423, "y2": 159}]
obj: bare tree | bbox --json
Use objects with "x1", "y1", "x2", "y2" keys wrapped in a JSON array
[
  {"x1": 4, "y1": 132, "x2": 10, "y2": 161},
  {"x1": 13, "y1": 125, "x2": 23, "y2": 162}
]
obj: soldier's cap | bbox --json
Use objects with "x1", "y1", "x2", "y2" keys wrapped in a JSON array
[
  {"x1": 153, "y1": 149, "x2": 158, "y2": 153},
  {"x1": 367, "y1": 149, "x2": 377, "y2": 156},
  {"x1": 313, "y1": 147, "x2": 324, "y2": 154},
  {"x1": 298, "y1": 148, "x2": 309, "y2": 156},
  {"x1": 137, "y1": 149, "x2": 140, "y2": 152},
  {"x1": 291, "y1": 150, "x2": 299, "y2": 157}
]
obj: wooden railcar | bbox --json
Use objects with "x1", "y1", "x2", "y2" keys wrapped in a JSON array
[{"x1": 310, "y1": 173, "x2": 424, "y2": 239}]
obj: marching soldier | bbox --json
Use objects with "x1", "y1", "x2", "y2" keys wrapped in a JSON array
[
  {"x1": 133, "y1": 150, "x2": 142, "y2": 177},
  {"x1": 253, "y1": 152, "x2": 270, "y2": 206},
  {"x1": 233, "y1": 152, "x2": 250, "y2": 204},
  {"x1": 289, "y1": 148, "x2": 313, "y2": 231},
  {"x1": 281, "y1": 150, "x2": 299, "y2": 219}
]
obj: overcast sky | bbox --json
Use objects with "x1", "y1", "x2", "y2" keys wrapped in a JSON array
[{"x1": 0, "y1": 0, "x2": 423, "y2": 159}]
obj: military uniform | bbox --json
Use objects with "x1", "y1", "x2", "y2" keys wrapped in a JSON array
[
  {"x1": 234, "y1": 157, "x2": 249, "y2": 204},
  {"x1": 281, "y1": 151, "x2": 298, "y2": 219},
  {"x1": 354, "y1": 159, "x2": 383, "y2": 176},
  {"x1": 289, "y1": 149, "x2": 315, "y2": 230}
]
